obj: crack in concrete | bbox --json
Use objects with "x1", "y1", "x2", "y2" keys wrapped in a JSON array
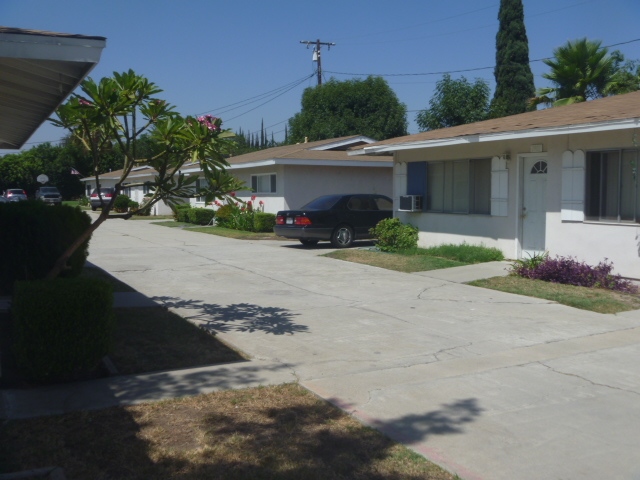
[
  {"x1": 433, "y1": 342, "x2": 475, "y2": 361},
  {"x1": 539, "y1": 362, "x2": 640, "y2": 397}
]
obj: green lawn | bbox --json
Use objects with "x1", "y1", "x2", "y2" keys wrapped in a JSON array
[{"x1": 469, "y1": 276, "x2": 640, "y2": 314}]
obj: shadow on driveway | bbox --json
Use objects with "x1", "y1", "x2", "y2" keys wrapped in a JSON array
[{"x1": 152, "y1": 296, "x2": 308, "y2": 336}]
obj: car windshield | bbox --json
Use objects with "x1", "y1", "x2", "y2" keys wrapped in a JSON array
[
  {"x1": 93, "y1": 188, "x2": 113, "y2": 195},
  {"x1": 40, "y1": 187, "x2": 59, "y2": 193},
  {"x1": 301, "y1": 195, "x2": 343, "y2": 210},
  {"x1": 7, "y1": 189, "x2": 23, "y2": 194}
]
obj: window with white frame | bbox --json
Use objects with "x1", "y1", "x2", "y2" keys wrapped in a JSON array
[
  {"x1": 585, "y1": 149, "x2": 639, "y2": 222},
  {"x1": 251, "y1": 173, "x2": 276, "y2": 193},
  {"x1": 426, "y1": 158, "x2": 491, "y2": 214},
  {"x1": 195, "y1": 178, "x2": 207, "y2": 202}
]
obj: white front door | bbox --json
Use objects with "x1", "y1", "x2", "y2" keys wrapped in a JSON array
[{"x1": 521, "y1": 157, "x2": 548, "y2": 257}]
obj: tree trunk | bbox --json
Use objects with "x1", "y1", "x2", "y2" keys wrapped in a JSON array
[{"x1": 45, "y1": 210, "x2": 109, "y2": 280}]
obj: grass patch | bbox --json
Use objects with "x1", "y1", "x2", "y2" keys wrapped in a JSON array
[
  {"x1": 326, "y1": 249, "x2": 466, "y2": 273},
  {"x1": 325, "y1": 243, "x2": 503, "y2": 273},
  {"x1": 469, "y1": 276, "x2": 640, "y2": 314},
  {"x1": 153, "y1": 221, "x2": 282, "y2": 240},
  {"x1": 419, "y1": 243, "x2": 504, "y2": 263},
  {"x1": 62, "y1": 200, "x2": 88, "y2": 209},
  {"x1": 0, "y1": 383, "x2": 455, "y2": 480},
  {"x1": 129, "y1": 214, "x2": 174, "y2": 220},
  {"x1": 111, "y1": 307, "x2": 245, "y2": 374}
]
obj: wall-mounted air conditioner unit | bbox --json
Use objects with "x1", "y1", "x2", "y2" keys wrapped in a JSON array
[{"x1": 398, "y1": 195, "x2": 422, "y2": 212}]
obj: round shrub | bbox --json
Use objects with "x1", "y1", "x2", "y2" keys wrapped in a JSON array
[
  {"x1": 214, "y1": 204, "x2": 235, "y2": 227},
  {"x1": 370, "y1": 218, "x2": 418, "y2": 252},
  {"x1": 113, "y1": 194, "x2": 131, "y2": 213},
  {"x1": 0, "y1": 201, "x2": 91, "y2": 294}
]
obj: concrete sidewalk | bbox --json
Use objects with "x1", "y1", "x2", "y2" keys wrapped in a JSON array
[{"x1": 3, "y1": 219, "x2": 640, "y2": 480}]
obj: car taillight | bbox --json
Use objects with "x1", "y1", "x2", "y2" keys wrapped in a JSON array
[
  {"x1": 294, "y1": 216, "x2": 312, "y2": 226},
  {"x1": 22, "y1": 190, "x2": 27, "y2": 195},
  {"x1": 276, "y1": 215, "x2": 285, "y2": 225},
  {"x1": 104, "y1": 193, "x2": 113, "y2": 198}
]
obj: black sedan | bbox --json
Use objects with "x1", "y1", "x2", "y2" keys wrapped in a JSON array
[{"x1": 274, "y1": 194, "x2": 393, "y2": 248}]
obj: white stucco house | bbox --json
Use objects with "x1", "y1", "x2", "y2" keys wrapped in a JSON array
[
  {"x1": 351, "y1": 91, "x2": 640, "y2": 278},
  {"x1": 182, "y1": 135, "x2": 393, "y2": 213},
  {"x1": 82, "y1": 135, "x2": 393, "y2": 215},
  {"x1": 81, "y1": 166, "x2": 176, "y2": 215}
]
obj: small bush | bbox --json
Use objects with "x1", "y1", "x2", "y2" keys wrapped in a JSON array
[
  {"x1": 214, "y1": 204, "x2": 234, "y2": 225},
  {"x1": 422, "y1": 242, "x2": 504, "y2": 263},
  {"x1": 370, "y1": 218, "x2": 418, "y2": 252},
  {"x1": 12, "y1": 277, "x2": 115, "y2": 382},
  {"x1": 511, "y1": 255, "x2": 637, "y2": 293},
  {"x1": 173, "y1": 203, "x2": 192, "y2": 222},
  {"x1": 188, "y1": 207, "x2": 215, "y2": 225},
  {"x1": 0, "y1": 202, "x2": 91, "y2": 294},
  {"x1": 134, "y1": 197, "x2": 152, "y2": 216},
  {"x1": 113, "y1": 194, "x2": 132, "y2": 213},
  {"x1": 78, "y1": 196, "x2": 89, "y2": 207},
  {"x1": 253, "y1": 212, "x2": 276, "y2": 232}
]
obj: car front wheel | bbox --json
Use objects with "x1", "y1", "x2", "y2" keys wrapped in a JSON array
[{"x1": 331, "y1": 224, "x2": 354, "y2": 248}]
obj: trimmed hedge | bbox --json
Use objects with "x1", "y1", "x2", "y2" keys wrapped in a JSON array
[
  {"x1": 0, "y1": 201, "x2": 91, "y2": 294},
  {"x1": 188, "y1": 207, "x2": 215, "y2": 225},
  {"x1": 173, "y1": 203, "x2": 192, "y2": 222},
  {"x1": 12, "y1": 277, "x2": 115, "y2": 382},
  {"x1": 253, "y1": 212, "x2": 276, "y2": 232}
]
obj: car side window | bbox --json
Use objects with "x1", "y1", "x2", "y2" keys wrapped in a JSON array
[
  {"x1": 347, "y1": 197, "x2": 364, "y2": 210},
  {"x1": 374, "y1": 196, "x2": 393, "y2": 211}
]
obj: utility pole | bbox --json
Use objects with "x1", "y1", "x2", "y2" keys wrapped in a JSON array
[{"x1": 300, "y1": 39, "x2": 335, "y2": 86}]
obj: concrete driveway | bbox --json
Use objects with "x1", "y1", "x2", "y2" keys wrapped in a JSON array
[{"x1": 86, "y1": 218, "x2": 640, "y2": 480}]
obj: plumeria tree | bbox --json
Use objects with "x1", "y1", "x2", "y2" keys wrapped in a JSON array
[{"x1": 48, "y1": 69, "x2": 243, "y2": 279}]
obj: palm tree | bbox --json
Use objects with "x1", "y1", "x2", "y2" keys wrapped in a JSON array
[{"x1": 530, "y1": 38, "x2": 616, "y2": 107}]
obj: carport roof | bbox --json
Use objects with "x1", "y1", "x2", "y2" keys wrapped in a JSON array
[{"x1": 0, "y1": 26, "x2": 106, "y2": 149}]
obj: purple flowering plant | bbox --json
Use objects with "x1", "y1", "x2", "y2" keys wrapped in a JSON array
[{"x1": 510, "y1": 254, "x2": 637, "y2": 293}]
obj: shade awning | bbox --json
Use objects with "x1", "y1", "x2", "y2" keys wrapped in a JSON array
[{"x1": 0, "y1": 27, "x2": 106, "y2": 149}]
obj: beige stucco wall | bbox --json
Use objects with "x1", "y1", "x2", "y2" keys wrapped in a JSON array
[
  {"x1": 395, "y1": 128, "x2": 640, "y2": 278},
  {"x1": 282, "y1": 165, "x2": 392, "y2": 210}
]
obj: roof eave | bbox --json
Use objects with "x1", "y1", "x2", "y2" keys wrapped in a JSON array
[{"x1": 357, "y1": 118, "x2": 640, "y2": 155}]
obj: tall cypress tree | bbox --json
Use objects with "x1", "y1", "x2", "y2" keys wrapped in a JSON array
[{"x1": 490, "y1": 0, "x2": 535, "y2": 117}]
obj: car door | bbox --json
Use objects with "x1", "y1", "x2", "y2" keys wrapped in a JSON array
[{"x1": 345, "y1": 195, "x2": 376, "y2": 237}]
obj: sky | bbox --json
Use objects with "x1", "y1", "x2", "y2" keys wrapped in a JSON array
[{"x1": 2, "y1": 0, "x2": 640, "y2": 154}]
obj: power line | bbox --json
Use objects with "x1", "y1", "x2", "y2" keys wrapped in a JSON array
[
  {"x1": 324, "y1": 38, "x2": 640, "y2": 79},
  {"x1": 224, "y1": 74, "x2": 313, "y2": 122},
  {"x1": 195, "y1": 73, "x2": 315, "y2": 117}
]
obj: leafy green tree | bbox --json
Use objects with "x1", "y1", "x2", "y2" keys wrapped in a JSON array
[
  {"x1": 607, "y1": 52, "x2": 640, "y2": 95},
  {"x1": 416, "y1": 74, "x2": 490, "y2": 131},
  {"x1": 288, "y1": 76, "x2": 407, "y2": 142},
  {"x1": 530, "y1": 38, "x2": 617, "y2": 107},
  {"x1": 48, "y1": 69, "x2": 243, "y2": 279},
  {"x1": 490, "y1": 0, "x2": 535, "y2": 117}
]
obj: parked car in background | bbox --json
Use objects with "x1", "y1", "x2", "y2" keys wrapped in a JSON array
[
  {"x1": 3, "y1": 189, "x2": 28, "y2": 202},
  {"x1": 90, "y1": 187, "x2": 115, "y2": 211},
  {"x1": 274, "y1": 193, "x2": 393, "y2": 248},
  {"x1": 35, "y1": 186, "x2": 62, "y2": 205}
]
